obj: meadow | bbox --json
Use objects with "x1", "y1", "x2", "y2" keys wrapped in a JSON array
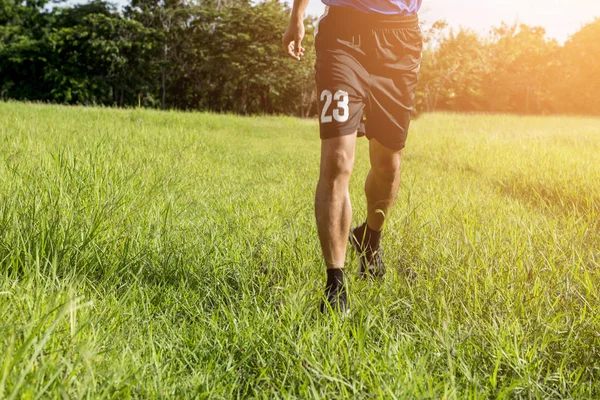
[{"x1": 0, "y1": 102, "x2": 599, "y2": 398}]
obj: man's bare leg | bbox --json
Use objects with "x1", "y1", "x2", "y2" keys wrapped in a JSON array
[
  {"x1": 315, "y1": 134, "x2": 356, "y2": 311},
  {"x1": 315, "y1": 134, "x2": 357, "y2": 269},
  {"x1": 365, "y1": 138, "x2": 403, "y2": 231},
  {"x1": 350, "y1": 138, "x2": 402, "y2": 277}
]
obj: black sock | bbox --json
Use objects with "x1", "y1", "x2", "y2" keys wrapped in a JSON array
[
  {"x1": 356, "y1": 222, "x2": 382, "y2": 253},
  {"x1": 325, "y1": 268, "x2": 345, "y2": 295}
]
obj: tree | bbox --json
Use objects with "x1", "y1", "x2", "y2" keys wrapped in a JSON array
[
  {"x1": 418, "y1": 25, "x2": 488, "y2": 112},
  {"x1": 561, "y1": 18, "x2": 600, "y2": 115},
  {"x1": 0, "y1": 0, "x2": 57, "y2": 100},
  {"x1": 484, "y1": 23, "x2": 559, "y2": 114},
  {"x1": 2, "y1": 0, "x2": 596, "y2": 116}
]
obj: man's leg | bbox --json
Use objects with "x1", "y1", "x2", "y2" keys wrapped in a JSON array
[
  {"x1": 315, "y1": 134, "x2": 356, "y2": 311},
  {"x1": 350, "y1": 137, "x2": 402, "y2": 277},
  {"x1": 365, "y1": 138, "x2": 402, "y2": 231},
  {"x1": 316, "y1": 134, "x2": 357, "y2": 269}
]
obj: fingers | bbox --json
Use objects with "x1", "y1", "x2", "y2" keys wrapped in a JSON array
[
  {"x1": 286, "y1": 41, "x2": 301, "y2": 60},
  {"x1": 295, "y1": 44, "x2": 305, "y2": 59},
  {"x1": 282, "y1": 33, "x2": 304, "y2": 61},
  {"x1": 294, "y1": 38, "x2": 302, "y2": 57},
  {"x1": 284, "y1": 41, "x2": 304, "y2": 61}
]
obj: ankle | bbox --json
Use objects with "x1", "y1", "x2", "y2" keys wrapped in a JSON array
[
  {"x1": 356, "y1": 221, "x2": 382, "y2": 250},
  {"x1": 325, "y1": 268, "x2": 345, "y2": 293}
]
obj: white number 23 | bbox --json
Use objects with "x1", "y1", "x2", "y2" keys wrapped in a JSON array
[{"x1": 320, "y1": 89, "x2": 349, "y2": 124}]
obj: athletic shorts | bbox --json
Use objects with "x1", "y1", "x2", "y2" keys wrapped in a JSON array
[{"x1": 314, "y1": 6, "x2": 423, "y2": 150}]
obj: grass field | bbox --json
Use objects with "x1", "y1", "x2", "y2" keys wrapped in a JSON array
[{"x1": 1, "y1": 102, "x2": 599, "y2": 398}]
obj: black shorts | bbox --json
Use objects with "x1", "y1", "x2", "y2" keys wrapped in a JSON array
[{"x1": 314, "y1": 6, "x2": 423, "y2": 150}]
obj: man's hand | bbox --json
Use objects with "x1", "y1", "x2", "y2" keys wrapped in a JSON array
[{"x1": 282, "y1": 19, "x2": 305, "y2": 61}]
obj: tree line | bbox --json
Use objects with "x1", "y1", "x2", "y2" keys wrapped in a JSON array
[
  {"x1": 1, "y1": 0, "x2": 598, "y2": 116},
  {"x1": 417, "y1": 19, "x2": 599, "y2": 115}
]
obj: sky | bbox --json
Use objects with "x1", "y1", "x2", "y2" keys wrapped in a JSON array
[{"x1": 294, "y1": 0, "x2": 600, "y2": 43}]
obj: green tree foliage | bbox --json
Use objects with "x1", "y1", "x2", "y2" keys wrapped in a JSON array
[
  {"x1": 0, "y1": 0, "x2": 56, "y2": 100},
  {"x1": 0, "y1": 0, "x2": 598, "y2": 116},
  {"x1": 484, "y1": 24, "x2": 559, "y2": 113},
  {"x1": 418, "y1": 23, "x2": 488, "y2": 113},
  {"x1": 418, "y1": 21, "x2": 570, "y2": 115},
  {"x1": 0, "y1": 0, "x2": 316, "y2": 114},
  {"x1": 46, "y1": 2, "x2": 156, "y2": 105},
  {"x1": 561, "y1": 18, "x2": 600, "y2": 115}
]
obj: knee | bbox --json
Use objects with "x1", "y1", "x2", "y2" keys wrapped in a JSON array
[
  {"x1": 371, "y1": 152, "x2": 402, "y2": 181},
  {"x1": 320, "y1": 148, "x2": 354, "y2": 183}
]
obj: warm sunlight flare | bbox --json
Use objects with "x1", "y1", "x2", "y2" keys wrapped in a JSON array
[{"x1": 300, "y1": 0, "x2": 600, "y2": 41}]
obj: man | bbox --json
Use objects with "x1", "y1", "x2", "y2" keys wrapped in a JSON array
[{"x1": 282, "y1": 0, "x2": 423, "y2": 312}]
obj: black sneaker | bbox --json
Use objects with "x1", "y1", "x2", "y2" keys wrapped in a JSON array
[
  {"x1": 349, "y1": 227, "x2": 386, "y2": 278},
  {"x1": 319, "y1": 288, "x2": 349, "y2": 314}
]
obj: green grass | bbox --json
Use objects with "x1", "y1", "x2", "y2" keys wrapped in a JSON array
[{"x1": 1, "y1": 102, "x2": 599, "y2": 398}]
